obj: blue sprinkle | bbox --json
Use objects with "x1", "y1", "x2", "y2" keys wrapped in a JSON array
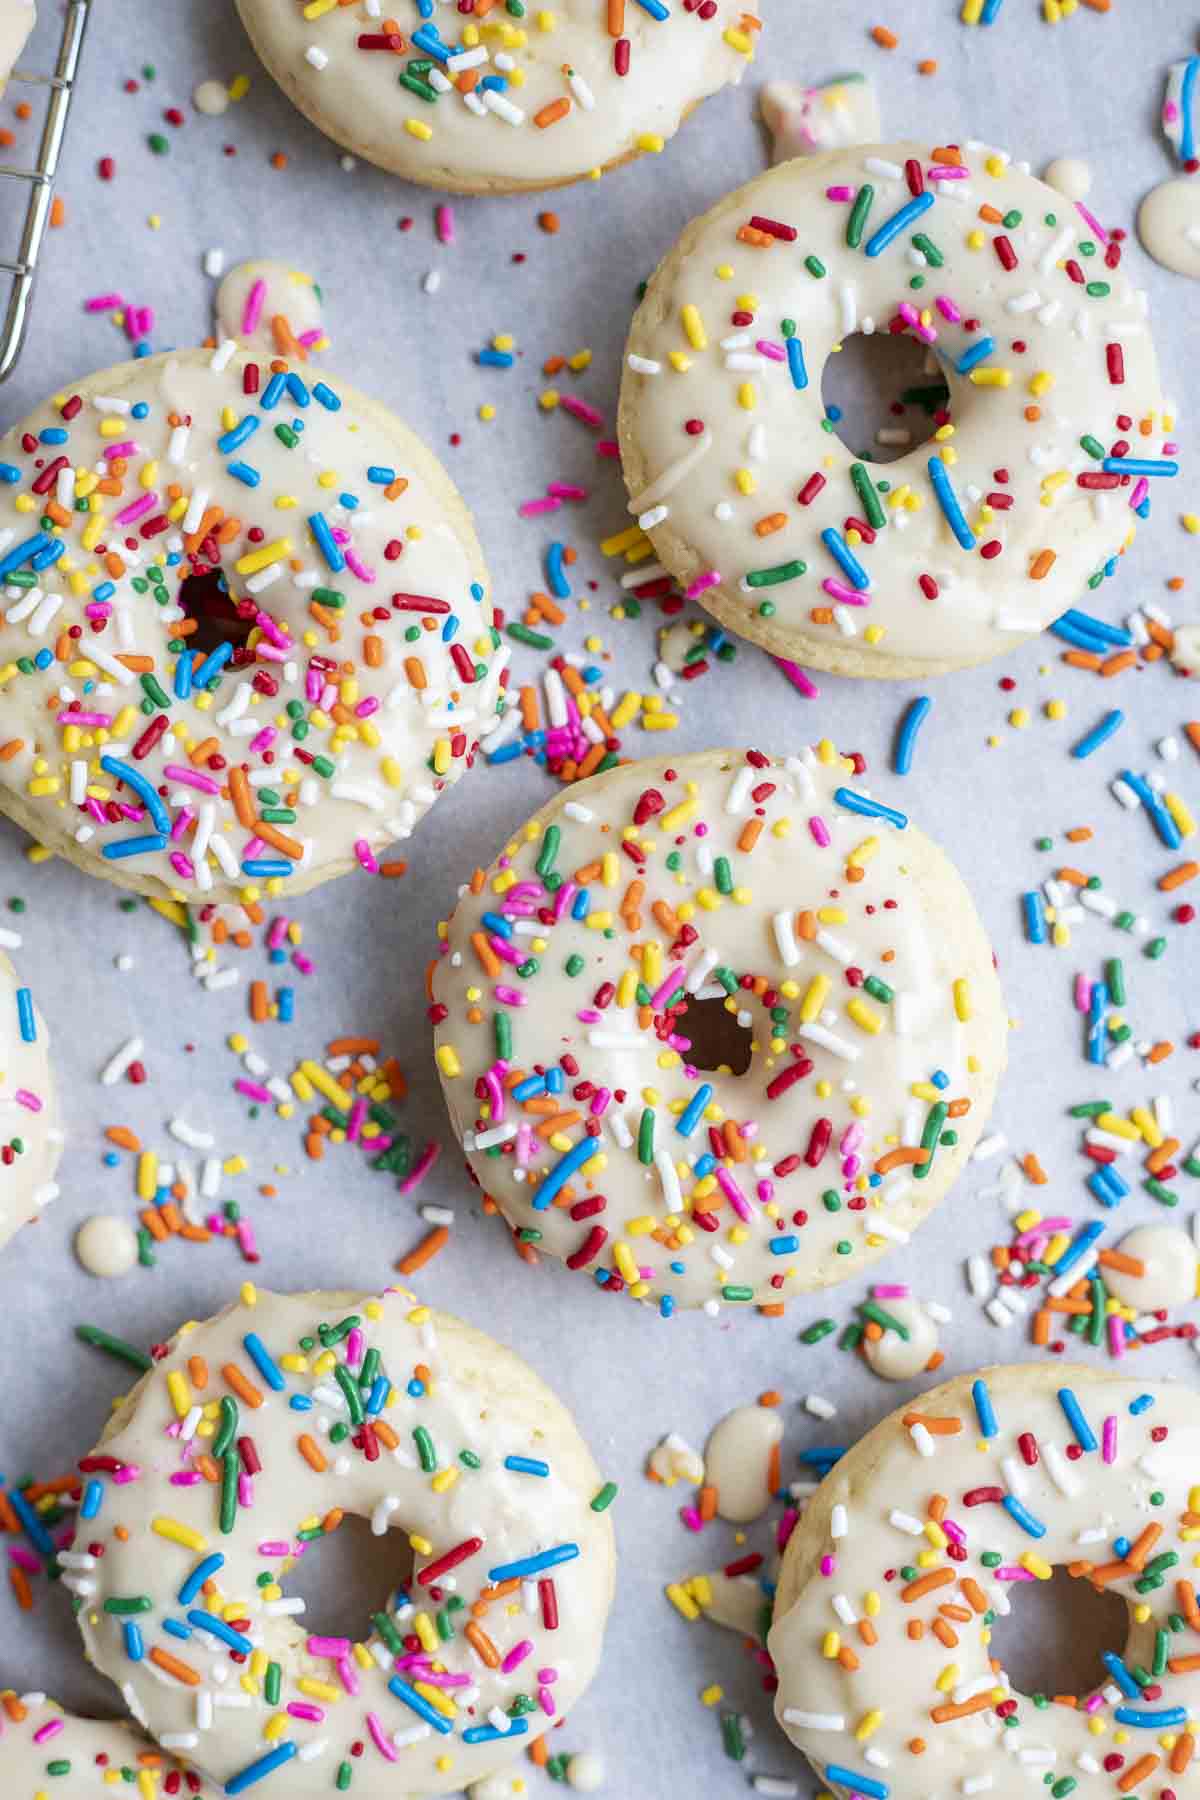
[
  {"x1": 187, "y1": 1609, "x2": 253, "y2": 1653},
  {"x1": 632, "y1": 0, "x2": 670, "y2": 15},
  {"x1": 955, "y1": 335, "x2": 996, "y2": 375},
  {"x1": 1129, "y1": 1393, "x2": 1154, "y2": 1415},
  {"x1": 1058, "y1": 609, "x2": 1131, "y2": 648},
  {"x1": 1114, "y1": 1706, "x2": 1188, "y2": 1729},
  {"x1": 894, "y1": 696, "x2": 932, "y2": 775},
  {"x1": 676, "y1": 1083, "x2": 714, "y2": 1137},
  {"x1": 786, "y1": 334, "x2": 809, "y2": 390},
  {"x1": 971, "y1": 1377, "x2": 998, "y2": 1438},
  {"x1": 225, "y1": 1742, "x2": 300, "y2": 1794},
  {"x1": 487, "y1": 1543, "x2": 580, "y2": 1582},
  {"x1": 570, "y1": 887, "x2": 590, "y2": 921},
  {"x1": 216, "y1": 415, "x2": 260, "y2": 455},
  {"x1": 531, "y1": 1140, "x2": 594, "y2": 1212},
  {"x1": 769, "y1": 1235, "x2": 800, "y2": 1255},
  {"x1": 928, "y1": 456, "x2": 975, "y2": 551},
  {"x1": 308, "y1": 510, "x2": 344, "y2": 573},
  {"x1": 1071, "y1": 710, "x2": 1124, "y2": 760},
  {"x1": 277, "y1": 987, "x2": 294, "y2": 1023},
  {"x1": 8, "y1": 1486, "x2": 54, "y2": 1557},
  {"x1": 285, "y1": 373, "x2": 310, "y2": 407},
  {"x1": 1057, "y1": 1386, "x2": 1098, "y2": 1452},
  {"x1": 123, "y1": 1620, "x2": 145, "y2": 1661},
  {"x1": 226, "y1": 460, "x2": 261, "y2": 487},
  {"x1": 241, "y1": 859, "x2": 292, "y2": 879},
  {"x1": 1022, "y1": 891, "x2": 1046, "y2": 944},
  {"x1": 243, "y1": 1332, "x2": 285, "y2": 1392},
  {"x1": 39, "y1": 427, "x2": 68, "y2": 445},
  {"x1": 546, "y1": 541, "x2": 571, "y2": 598},
  {"x1": 864, "y1": 191, "x2": 935, "y2": 259},
  {"x1": 826, "y1": 1768, "x2": 888, "y2": 1799},
  {"x1": 833, "y1": 787, "x2": 908, "y2": 830},
  {"x1": 504, "y1": 1455, "x2": 550, "y2": 1477},
  {"x1": 0, "y1": 463, "x2": 21, "y2": 483},
  {"x1": 1001, "y1": 1494, "x2": 1046, "y2": 1538},
  {"x1": 387, "y1": 1676, "x2": 453, "y2": 1734},
  {"x1": 100, "y1": 755, "x2": 171, "y2": 834},
  {"x1": 15, "y1": 987, "x2": 36, "y2": 1043},
  {"x1": 821, "y1": 526, "x2": 872, "y2": 591},
  {"x1": 190, "y1": 639, "x2": 234, "y2": 692},
  {"x1": 312, "y1": 382, "x2": 340, "y2": 411},
  {"x1": 162, "y1": 1617, "x2": 192, "y2": 1640},
  {"x1": 80, "y1": 1479, "x2": 104, "y2": 1521},
  {"x1": 289, "y1": 1394, "x2": 313, "y2": 1411},
  {"x1": 1101, "y1": 1651, "x2": 1140, "y2": 1698},
  {"x1": 178, "y1": 1552, "x2": 226, "y2": 1606},
  {"x1": 259, "y1": 372, "x2": 287, "y2": 411},
  {"x1": 31, "y1": 537, "x2": 65, "y2": 572},
  {"x1": 1102, "y1": 458, "x2": 1178, "y2": 478},
  {"x1": 511, "y1": 1074, "x2": 548, "y2": 1102},
  {"x1": 367, "y1": 466, "x2": 396, "y2": 484},
  {"x1": 478, "y1": 348, "x2": 515, "y2": 369},
  {"x1": 101, "y1": 833, "x2": 170, "y2": 862}
]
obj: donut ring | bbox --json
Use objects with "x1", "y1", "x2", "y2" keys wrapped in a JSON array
[
  {"x1": 618, "y1": 141, "x2": 1170, "y2": 678},
  {"x1": 431, "y1": 746, "x2": 1006, "y2": 1314},
  {"x1": 234, "y1": 0, "x2": 760, "y2": 196},
  {"x1": 0, "y1": 947, "x2": 62, "y2": 1254},
  {"x1": 74, "y1": 1287, "x2": 615, "y2": 1797},
  {"x1": 770, "y1": 1366, "x2": 1200, "y2": 1800},
  {"x1": 0, "y1": 348, "x2": 500, "y2": 904},
  {"x1": 0, "y1": 1692, "x2": 206, "y2": 1794}
]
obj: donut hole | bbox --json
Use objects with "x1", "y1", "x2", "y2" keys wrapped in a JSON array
[
  {"x1": 675, "y1": 992, "x2": 753, "y2": 1077},
  {"x1": 284, "y1": 1511, "x2": 416, "y2": 1645},
  {"x1": 987, "y1": 1564, "x2": 1129, "y2": 1703},
  {"x1": 177, "y1": 566, "x2": 256, "y2": 657},
  {"x1": 820, "y1": 330, "x2": 946, "y2": 464}
]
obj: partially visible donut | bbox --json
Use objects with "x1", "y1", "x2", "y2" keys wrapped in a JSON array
[
  {"x1": 234, "y1": 0, "x2": 761, "y2": 195},
  {"x1": 431, "y1": 745, "x2": 1006, "y2": 1314},
  {"x1": 0, "y1": 1, "x2": 34, "y2": 94},
  {"x1": 0, "y1": 1693, "x2": 207, "y2": 1794},
  {"x1": 770, "y1": 1365, "x2": 1200, "y2": 1800},
  {"x1": 74, "y1": 1287, "x2": 615, "y2": 1797},
  {"x1": 0, "y1": 347, "x2": 501, "y2": 903},
  {"x1": 0, "y1": 946, "x2": 62, "y2": 1254},
  {"x1": 619, "y1": 141, "x2": 1170, "y2": 677}
]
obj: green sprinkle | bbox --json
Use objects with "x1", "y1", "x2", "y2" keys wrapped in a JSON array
[
  {"x1": 219, "y1": 1450, "x2": 239, "y2": 1535},
  {"x1": 911, "y1": 232, "x2": 944, "y2": 267},
  {"x1": 212, "y1": 1395, "x2": 239, "y2": 1461},
  {"x1": 801, "y1": 1318, "x2": 837, "y2": 1344},
  {"x1": 721, "y1": 1285, "x2": 755, "y2": 1302},
  {"x1": 75, "y1": 1325, "x2": 153, "y2": 1372},
  {"x1": 1105, "y1": 957, "x2": 1126, "y2": 1006},
  {"x1": 914, "y1": 1101, "x2": 948, "y2": 1179},
  {"x1": 413, "y1": 1425, "x2": 437, "y2": 1471},
  {"x1": 847, "y1": 183, "x2": 874, "y2": 249},
  {"x1": 1145, "y1": 936, "x2": 1167, "y2": 960},
  {"x1": 1068, "y1": 1100, "x2": 1111, "y2": 1118},
  {"x1": 264, "y1": 1661, "x2": 281, "y2": 1705},
  {"x1": 564, "y1": 953, "x2": 585, "y2": 977},
  {"x1": 745, "y1": 559, "x2": 806, "y2": 587},
  {"x1": 1080, "y1": 434, "x2": 1106, "y2": 460},
  {"x1": 1145, "y1": 1178, "x2": 1178, "y2": 1207},
  {"x1": 590, "y1": 1481, "x2": 618, "y2": 1512},
  {"x1": 103, "y1": 1594, "x2": 153, "y2": 1614},
  {"x1": 637, "y1": 1108, "x2": 655, "y2": 1165},
  {"x1": 863, "y1": 975, "x2": 893, "y2": 1004},
  {"x1": 805, "y1": 255, "x2": 827, "y2": 278},
  {"x1": 507, "y1": 622, "x2": 554, "y2": 650},
  {"x1": 334, "y1": 1362, "x2": 365, "y2": 1424},
  {"x1": 721, "y1": 1712, "x2": 747, "y2": 1761},
  {"x1": 850, "y1": 462, "x2": 886, "y2": 530},
  {"x1": 535, "y1": 825, "x2": 560, "y2": 880},
  {"x1": 147, "y1": 133, "x2": 169, "y2": 155},
  {"x1": 714, "y1": 856, "x2": 733, "y2": 895}
]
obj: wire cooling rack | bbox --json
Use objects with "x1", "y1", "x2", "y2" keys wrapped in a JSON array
[{"x1": 0, "y1": 0, "x2": 91, "y2": 385}]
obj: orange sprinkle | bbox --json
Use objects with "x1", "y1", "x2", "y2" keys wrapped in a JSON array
[
  {"x1": 465, "y1": 1621, "x2": 501, "y2": 1667},
  {"x1": 221, "y1": 1364, "x2": 264, "y2": 1409},
  {"x1": 902, "y1": 1568, "x2": 955, "y2": 1602},
  {"x1": 534, "y1": 97, "x2": 570, "y2": 128},
  {"x1": 298, "y1": 1434, "x2": 327, "y2": 1473},
  {"x1": 871, "y1": 24, "x2": 899, "y2": 47},
  {"x1": 1159, "y1": 861, "x2": 1199, "y2": 891},
  {"x1": 1118, "y1": 1756, "x2": 1160, "y2": 1794},
  {"x1": 149, "y1": 1647, "x2": 202, "y2": 1686},
  {"x1": 397, "y1": 1226, "x2": 450, "y2": 1275}
]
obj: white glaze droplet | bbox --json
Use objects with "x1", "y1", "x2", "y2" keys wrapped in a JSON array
[
  {"x1": 1042, "y1": 157, "x2": 1093, "y2": 202},
  {"x1": 1171, "y1": 623, "x2": 1200, "y2": 677},
  {"x1": 861, "y1": 1297, "x2": 941, "y2": 1381},
  {"x1": 761, "y1": 75, "x2": 881, "y2": 164},
  {"x1": 74, "y1": 1214, "x2": 139, "y2": 1278},
  {"x1": 696, "y1": 1568, "x2": 768, "y2": 1635},
  {"x1": 1103, "y1": 1224, "x2": 1198, "y2": 1311},
  {"x1": 1138, "y1": 178, "x2": 1200, "y2": 281},
  {"x1": 704, "y1": 1402, "x2": 783, "y2": 1523},
  {"x1": 215, "y1": 259, "x2": 326, "y2": 355},
  {"x1": 192, "y1": 78, "x2": 231, "y2": 117},
  {"x1": 566, "y1": 1751, "x2": 607, "y2": 1792}
]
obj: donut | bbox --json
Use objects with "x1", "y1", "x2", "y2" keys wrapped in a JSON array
[
  {"x1": 214, "y1": 261, "x2": 328, "y2": 360},
  {"x1": 618, "y1": 141, "x2": 1171, "y2": 678},
  {"x1": 73, "y1": 1286, "x2": 615, "y2": 1797},
  {"x1": 770, "y1": 1365, "x2": 1200, "y2": 1800},
  {"x1": 0, "y1": 1692, "x2": 208, "y2": 1794},
  {"x1": 0, "y1": 947, "x2": 62, "y2": 1253},
  {"x1": 0, "y1": 346, "x2": 502, "y2": 903},
  {"x1": 233, "y1": 0, "x2": 761, "y2": 196},
  {"x1": 430, "y1": 745, "x2": 1006, "y2": 1314},
  {"x1": 0, "y1": 1, "x2": 34, "y2": 93}
]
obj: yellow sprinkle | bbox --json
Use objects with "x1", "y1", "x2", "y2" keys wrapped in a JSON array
[
  {"x1": 680, "y1": 304, "x2": 708, "y2": 350},
  {"x1": 952, "y1": 978, "x2": 972, "y2": 1022},
  {"x1": 165, "y1": 1371, "x2": 192, "y2": 1420},
  {"x1": 151, "y1": 1516, "x2": 208, "y2": 1553},
  {"x1": 405, "y1": 119, "x2": 433, "y2": 141},
  {"x1": 666, "y1": 1582, "x2": 701, "y2": 1621}
]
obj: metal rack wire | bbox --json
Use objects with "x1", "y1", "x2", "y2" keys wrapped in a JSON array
[{"x1": 0, "y1": 0, "x2": 91, "y2": 385}]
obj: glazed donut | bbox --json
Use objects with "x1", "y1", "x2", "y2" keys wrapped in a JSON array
[
  {"x1": 619, "y1": 141, "x2": 1171, "y2": 678},
  {"x1": 0, "y1": 947, "x2": 62, "y2": 1254},
  {"x1": 770, "y1": 1366, "x2": 1200, "y2": 1800},
  {"x1": 0, "y1": 1692, "x2": 206, "y2": 1794},
  {"x1": 234, "y1": 0, "x2": 760, "y2": 196},
  {"x1": 431, "y1": 745, "x2": 1006, "y2": 1314},
  {"x1": 73, "y1": 1287, "x2": 615, "y2": 1797},
  {"x1": 0, "y1": 346, "x2": 502, "y2": 904}
]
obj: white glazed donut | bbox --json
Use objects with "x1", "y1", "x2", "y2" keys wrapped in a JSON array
[
  {"x1": 233, "y1": 0, "x2": 761, "y2": 195},
  {"x1": 770, "y1": 1365, "x2": 1200, "y2": 1800},
  {"x1": 0, "y1": 347, "x2": 502, "y2": 904},
  {"x1": 430, "y1": 745, "x2": 1006, "y2": 1315},
  {"x1": 73, "y1": 1287, "x2": 615, "y2": 1798},
  {"x1": 0, "y1": 1692, "x2": 206, "y2": 1795},
  {"x1": 0, "y1": 946, "x2": 62, "y2": 1253},
  {"x1": 618, "y1": 141, "x2": 1171, "y2": 678}
]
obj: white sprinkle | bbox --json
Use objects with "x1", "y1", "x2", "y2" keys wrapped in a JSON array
[
  {"x1": 100, "y1": 1035, "x2": 144, "y2": 1086},
  {"x1": 772, "y1": 910, "x2": 802, "y2": 968}
]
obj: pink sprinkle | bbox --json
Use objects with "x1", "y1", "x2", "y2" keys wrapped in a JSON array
[
  {"x1": 821, "y1": 577, "x2": 871, "y2": 607},
  {"x1": 103, "y1": 440, "x2": 139, "y2": 462},
  {"x1": 112, "y1": 1464, "x2": 141, "y2": 1486},
  {"x1": 345, "y1": 1326, "x2": 364, "y2": 1366},
  {"x1": 355, "y1": 838, "x2": 380, "y2": 874},
  {"x1": 287, "y1": 1702, "x2": 324, "y2": 1723},
  {"x1": 1075, "y1": 201, "x2": 1109, "y2": 245},
  {"x1": 539, "y1": 1685, "x2": 557, "y2": 1716},
  {"x1": 495, "y1": 985, "x2": 526, "y2": 1007},
  {"x1": 344, "y1": 548, "x2": 375, "y2": 584},
  {"x1": 872, "y1": 1284, "x2": 909, "y2": 1299},
  {"x1": 235, "y1": 1079, "x2": 272, "y2": 1104},
  {"x1": 819, "y1": 1553, "x2": 836, "y2": 1576},
  {"x1": 169, "y1": 1471, "x2": 203, "y2": 1487},
  {"x1": 7, "y1": 1545, "x2": 40, "y2": 1572},
  {"x1": 1074, "y1": 974, "x2": 1093, "y2": 1013},
  {"x1": 169, "y1": 807, "x2": 194, "y2": 842},
  {"x1": 501, "y1": 1639, "x2": 533, "y2": 1674},
  {"x1": 997, "y1": 1566, "x2": 1036, "y2": 1582},
  {"x1": 398, "y1": 1140, "x2": 440, "y2": 1195},
  {"x1": 1129, "y1": 477, "x2": 1149, "y2": 512},
  {"x1": 826, "y1": 185, "x2": 854, "y2": 201},
  {"x1": 114, "y1": 491, "x2": 158, "y2": 527},
  {"x1": 774, "y1": 657, "x2": 820, "y2": 699},
  {"x1": 366, "y1": 1712, "x2": 398, "y2": 1762},
  {"x1": 518, "y1": 496, "x2": 562, "y2": 518},
  {"x1": 1013, "y1": 1218, "x2": 1072, "y2": 1246},
  {"x1": 163, "y1": 764, "x2": 221, "y2": 795},
  {"x1": 559, "y1": 393, "x2": 603, "y2": 429},
  {"x1": 685, "y1": 569, "x2": 721, "y2": 600},
  {"x1": 547, "y1": 482, "x2": 587, "y2": 500},
  {"x1": 435, "y1": 203, "x2": 455, "y2": 245},
  {"x1": 337, "y1": 1655, "x2": 360, "y2": 1696},
  {"x1": 680, "y1": 1505, "x2": 704, "y2": 1533},
  {"x1": 1108, "y1": 1315, "x2": 1126, "y2": 1358},
  {"x1": 84, "y1": 292, "x2": 124, "y2": 312},
  {"x1": 258, "y1": 1541, "x2": 290, "y2": 1557},
  {"x1": 935, "y1": 295, "x2": 963, "y2": 324},
  {"x1": 57, "y1": 710, "x2": 111, "y2": 726},
  {"x1": 237, "y1": 1219, "x2": 260, "y2": 1263},
  {"x1": 808, "y1": 815, "x2": 831, "y2": 848},
  {"x1": 242, "y1": 279, "x2": 267, "y2": 335},
  {"x1": 307, "y1": 1635, "x2": 351, "y2": 1658},
  {"x1": 33, "y1": 1721, "x2": 64, "y2": 1745},
  {"x1": 168, "y1": 852, "x2": 195, "y2": 882},
  {"x1": 926, "y1": 164, "x2": 967, "y2": 181},
  {"x1": 777, "y1": 1507, "x2": 798, "y2": 1553},
  {"x1": 346, "y1": 1099, "x2": 369, "y2": 1144},
  {"x1": 716, "y1": 1166, "x2": 755, "y2": 1223},
  {"x1": 297, "y1": 328, "x2": 324, "y2": 349},
  {"x1": 1102, "y1": 1414, "x2": 1117, "y2": 1463},
  {"x1": 755, "y1": 339, "x2": 787, "y2": 362},
  {"x1": 596, "y1": 439, "x2": 620, "y2": 458}
]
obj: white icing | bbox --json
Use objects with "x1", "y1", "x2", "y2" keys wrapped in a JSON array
[
  {"x1": 1138, "y1": 177, "x2": 1200, "y2": 281},
  {"x1": 0, "y1": 1695, "x2": 196, "y2": 1793},
  {"x1": 215, "y1": 260, "x2": 326, "y2": 358},
  {"x1": 75, "y1": 1212, "x2": 139, "y2": 1277},
  {"x1": 704, "y1": 1402, "x2": 782, "y2": 1522},
  {"x1": 761, "y1": 75, "x2": 881, "y2": 163},
  {"x1": 861, "y1": 1296, "x2": 939, "y2": 1381},
  {"x1": 1042, "y1": 157, "x2": 1093, "y2": 202},
  {"x1": 1102, "y1": 1223, "x2": 1198, "y2": 1312}
]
